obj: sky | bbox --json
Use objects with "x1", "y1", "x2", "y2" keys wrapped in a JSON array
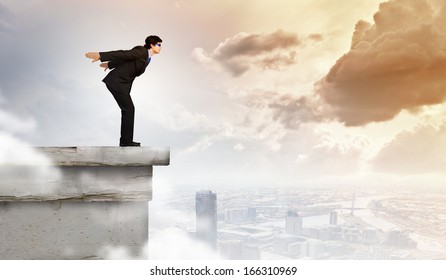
[{"x1": 1, "y1": 0, "x2": 446, "y2": 189}]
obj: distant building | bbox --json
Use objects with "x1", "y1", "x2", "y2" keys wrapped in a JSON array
[
  {"x1": 242, "y1": 244, "x2": 261, "y2": 260},
  {"x1": 226, "y1": 208, "x2": 249, "y2": 224},
  {"x1": 225, "y1": 207, "x2": 257, "y2": 224},
  {"x1": 247, "y1": 207, "x2": 257, "y2": 221},
  {"x1": 218, "y1": 228, "x2": 250, "y2": 241},
  {"x1": 219, "y1": 240, "x2": 242, "y2": 259},
  {"x1": 285, "y1": 210, "x2": 303, "y2": 235},
  {"x1": 288, "y1": 242, "x2": 306, "y2": 258},
  {"x1": 386, "y1": 230, "x2": 417, "y2": 248},
  {"x1": 343, "y1": 227, "x2": 360, "y2": 243},
  {"x1": 306, "y1": 240, "x2": 324, "y2": 259},
  {"x1": 362, "y1": 228, "x2": 378, "y2": 244},
  {"x1": 316, "y1": 226, "x2": 332, "y2": 241},
  {"x1": 196, "y1": 190, "x2": 217, "y2": 249},
  {"x1": 329, "y1": 211, "x2": 338, "y2": 225},
  {"x1": 273, "y1": 234, "x2": 306, "y2": 257},
  {"x1": 351, "y1": 193, "x2": 356, "y2": 215},
  {"x1": 323, "y1": 241, "x2": 347, "y2": 256},
  {"x1": 219, "y1": 240, "x2": 260, "y2": 260},
  {"x1": 373, "y1": 246, "x2": 391, "y2": 260}
]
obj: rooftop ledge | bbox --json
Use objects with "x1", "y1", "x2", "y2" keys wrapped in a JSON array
[
  {"x1": 26, "y1": 146, "x2": 170, "y2": 166},
  {"x1": 0, "y1": 146, "x2": 170, "y2": 202}
]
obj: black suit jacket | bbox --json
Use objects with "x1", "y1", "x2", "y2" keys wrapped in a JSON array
[{"x1": 99, "y1": 46, "x2": 150, "y2": 94}]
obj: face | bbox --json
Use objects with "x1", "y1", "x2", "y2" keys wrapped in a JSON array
[{"x1": 151, "y1": 42, "x2": 162, "y2": 54}]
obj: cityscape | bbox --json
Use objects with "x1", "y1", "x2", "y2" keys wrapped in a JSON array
[{"x1": 150, "y1": 185, "x2": 446, "y2": 260}]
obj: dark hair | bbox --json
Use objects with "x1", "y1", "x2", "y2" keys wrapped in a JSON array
[{"x1": 144, "y1": 35, "x2": 162, "y2": 48}]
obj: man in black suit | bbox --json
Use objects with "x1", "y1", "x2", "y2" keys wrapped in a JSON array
[{"x1": 85, "y1": 35, "x2": 162, "y2": 147}]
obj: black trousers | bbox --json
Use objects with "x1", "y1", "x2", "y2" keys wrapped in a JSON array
[{"x1": 106, "y1": 85, "x2": 135, "y2": 144}]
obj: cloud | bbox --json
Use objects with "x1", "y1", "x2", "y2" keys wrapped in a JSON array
[
  {"x1": 371, "y1": 120, "x2": 446, "y2": 173},
  {"x1": 241, "y1": 91, "x2": 321, "y2": 129},
  {"x1": 316, "y1": 0, "x2": 446, "y2": 126},
  {"x1": 295, "y1": 127, "x2": 370, "y2": 175},
  {"x1": 233, "y1": 143, "x2": 245, "y2": 151},
  {"x1": 145, "y1": 103, "x2": 218, "y2": 132},
  {"x1": 306, "y1": 33, "x2": 324, "y2": 42},
  {"x1": 98, "y1": 242, "x2": 148, "y2": 260},
  {"x1": 266, "y1": 94, "x2": 322, "y2": 129},
  {"x1": 148, "y1": 182, "x2": 223, "y2": 259},
  {"x1": 140, "y1": 97, "x2": 298, "y2": 153},
  {"x1": 0, "y1": 100, "x2": 61, "y2": 196},
  {"x1": 192, "y1": 30, "x2": 300, "y2": 76},
  {"x1": 149, "y1": 228, "x2": 222, "y2": 259},
  {"x1": 0, "y1": 106, "x2": 36, "y2": 134},
  {"x1": 226, "y1": 88, "x2": 321, "y2": 146}
]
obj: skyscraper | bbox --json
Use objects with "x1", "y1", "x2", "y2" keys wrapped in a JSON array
[
  {"x1": 351, "y1": 193, "x2": 356, "y2": 215},
  {"x1": 329, "y1": 211, "x2": 338, "y2": 225},
  {"x1": 196, "y1": 190, "x2": 217, "y2": 249},
  {"x1": 285, "y1": 210, "x2": 303, "y2": 235}
]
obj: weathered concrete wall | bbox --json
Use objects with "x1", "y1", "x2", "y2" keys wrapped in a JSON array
[
  {"x1": 1, "y1": 201, "x2": 148, "y2": 259},
  {"x1": 0, "y1": 147, "x2": 169, "y2": 260}
]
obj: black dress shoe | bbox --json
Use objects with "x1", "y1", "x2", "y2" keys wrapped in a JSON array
[{"x1": 119, "y1": 141, "x2": 141, "y2": 147}]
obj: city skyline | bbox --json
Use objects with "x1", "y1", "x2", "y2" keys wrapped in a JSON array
[{"x1": 149, "y1": 184, "x2": 446, "y2": 259}]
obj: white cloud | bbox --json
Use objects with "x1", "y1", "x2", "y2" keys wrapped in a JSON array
[
  {"x1": 0, "y1": 109, "x2": 36, "y2": 134},
  {"x1": 0, "y1": 100, "x2": 61, "y2": 196},
  {"x1": 149, "y1": 228, "x2": 222, "y2": 259},
  {"x1": 147, "y1": 103, "x2": 217, "y2": 132},
  {"x1": 98, "y1": 243, "x2": 148, "y2": 260},
  {"x1": 234, "y1": 143, "x2": 245, "y2": 151},
  {"x1": 294, "y1": 126, "x2": 370, "y2": 175},
  {"x1": 0, "y1": 150, "x2": 60, "y2": 197}
]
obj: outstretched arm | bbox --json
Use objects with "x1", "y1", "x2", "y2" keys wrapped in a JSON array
[
  {"x1": 100, "y1": 62, "x2": 108, "y2": 71},
  {"x1": 99, "y1": 47, "x2": 147, "y2": 62},
  {"x1": 85, "y1": 52, "x2": 100, "y2": 63}
]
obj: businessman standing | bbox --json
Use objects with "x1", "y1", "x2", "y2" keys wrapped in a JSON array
[{"x1": 85, "y1": 35, "x2": 162, "y2": 147}]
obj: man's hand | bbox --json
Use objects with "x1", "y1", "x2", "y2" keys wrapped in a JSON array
[
  {"x1": 100, "y1": 62, "x2": 109, "y2": 72},
  {"x1": 85, "y1": 52, "x2": 100, "y2": 63}
]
